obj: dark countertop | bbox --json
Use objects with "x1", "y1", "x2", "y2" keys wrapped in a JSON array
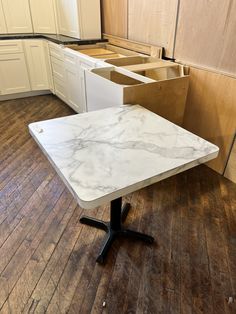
[{"x1": 0, "y1": 33, "x2": 108, "y2": 45}]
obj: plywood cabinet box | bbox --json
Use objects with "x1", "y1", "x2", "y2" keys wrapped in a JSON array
[{"x1": 85, "y1": 62, "x2": 189, "y2": 125}]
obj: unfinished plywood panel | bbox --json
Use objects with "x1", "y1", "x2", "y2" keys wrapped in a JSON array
[
  {"x1": 224, "y1": 138, "x2": 236, "y2": 183},
  {"x1": 183, "y1": 67, "x2": 236, "y2": 174},
  {"x1": 101, "y1": 0, "x2": 128, "y2": 38},
  {"x1": 124, "y1": 77, "x2": 189, "y2": 126},
  {"x1": 85, "y1": 65, "x2": 189, "y2": 125},
  {"x1": 175, "y1": 0, "x2": 236, "y2": 76},
  {"x1": 104, "y1": 34, "x2": 163, "y2": 58},
  {"x1": 128, "y1": 0, "x2": 179, "y2": 58}
]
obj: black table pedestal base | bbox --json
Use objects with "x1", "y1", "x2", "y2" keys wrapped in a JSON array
[{"x1": 80, "y1": 197, "x2": 154, "y2": 264}]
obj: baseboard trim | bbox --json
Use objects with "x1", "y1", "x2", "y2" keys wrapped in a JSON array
[{"x1": 0, "y1": 90, "x2": 52, "y2": 102}]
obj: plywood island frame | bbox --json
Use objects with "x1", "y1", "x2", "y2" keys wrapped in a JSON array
[{"x1": 80, "y1": 34, "x2": 190, "y2": 126}]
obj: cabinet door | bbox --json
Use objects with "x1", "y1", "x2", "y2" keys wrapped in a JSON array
[
  {"x1": 0, "y1": 53, "x2": 30, "y2": 95},
  {"x1": 56, "y1": 0, "x2": 80, "y2": 38},
  {"x1": 30, "y1": 0, "x2": 57, "y2": 34},
  {"x1": 54, "y1": 78, "x2": 67, "y2": 102},
  {"x1": 65, "y1": 67, "x2": 81, "y2": 112},
  {"x1": 24, "y1": 40, "x2": 50, "y2": 91},
  {"x1": 43, "y1": 41, "x2": 54, "y2": 92},
  {"x1": 78, "y1": 0, "x2": 101, "y2": 39},
  {"x1": 77, "y1": 55, "x2": 97, "y2": 112},
  {"x1": 64, "y1": 52, "x2": 81, "y2": 112},
  {"x1": 0, "y1": 0, "x2": 7, "y2": 34},
  {"x1": 2, "y1": 0, "x2": 33, "y2": 33}
]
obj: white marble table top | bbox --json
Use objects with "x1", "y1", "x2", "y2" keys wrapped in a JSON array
[{"x1": 29, "y1": 105, "x2": 219, "y2": 209}]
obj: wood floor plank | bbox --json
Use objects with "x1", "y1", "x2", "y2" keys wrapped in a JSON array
[
  {"x1": 22, "y1": 202, "x2": 82, "y2": 313},
  {"x1": 0, "y1": 95, "x2": 235, "y2": 314},
  {"x1": 0, "y1": 175, "x2": 66, "y2": 309},
  {"x1": 1, "y1": 191, "x2": 77, "y2": 313}
]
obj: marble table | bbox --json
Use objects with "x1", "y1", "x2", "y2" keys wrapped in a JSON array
[{"x1": 29, "y1": 105, "x2": 219, "y2": 263}]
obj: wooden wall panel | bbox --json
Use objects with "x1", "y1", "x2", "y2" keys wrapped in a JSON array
[
  {"x1": 224, "y1": 138, "x2": 236, "y2": 183},
  {"x1": 128, "y1": 0, "x2": 179, "y2": 58},
  {"x1": 183, "y1": 67, "x2": 236, "y2": 174},
  {"x1": 175, "y1": 0, "x2": 236, "y2": 76},
  {"x1": 101, "y1": 0, "x2": 128, "y2": 38}
]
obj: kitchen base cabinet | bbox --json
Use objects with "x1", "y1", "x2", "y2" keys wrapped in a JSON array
[
  {"x1": 85, "y1": 65, "x2": 189, "y2": 125},
  {"x1": 64, "y1": 51, "x2": 81, "y2": 112},
  {"x1": 0, "y1": 53, "x2": 30, "y2": 95},
  {"x1": 49, "y1": 42, "x2": 98, "y2": 113},
  {"x1": 24, "y1": 40, "x2": 50, "y2": 91},
  {"x1": 65, "y1": 68, "x2": 81, "y2": 112},
  {"x1": 54, "y1": 77, "x2": 67, "y2": 103},
  {"x1": 0, "y1": 40, "x2": 31, "y2": 96},
  {"x1": 43, "y1": 41, "x2": 54, "y2": 92}
]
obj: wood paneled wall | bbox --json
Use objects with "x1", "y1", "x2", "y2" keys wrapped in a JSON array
[
  {"x1": 183, "y1": 67, "x2": 236, "y2": 174},
  {"x1": 101, "y1": 0, "x2": 128, "y2": 38},
  {"x1": 128, "y1": 0, "x2": 179, "y2": 57},
  {"x1": 102, "y1": 0, "x2": 236, "y2": 73},
  {"x1": 175, "y1": 0, "x2": 236, "y2": 76},
  {"x1": 101, "y1": 1, "x2": 236, "y2": 177},
  {"x1": 101, "y1": 0, "x2": 178, "y2": 58}
]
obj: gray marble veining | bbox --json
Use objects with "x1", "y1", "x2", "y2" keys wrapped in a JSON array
[{"x1": 29, "y1": 105, "x2": 219, "y2": 209}]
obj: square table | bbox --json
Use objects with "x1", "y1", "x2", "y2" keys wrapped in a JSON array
[{"x1": 29, "y1": 105, "x2": 219, "y2": 263}]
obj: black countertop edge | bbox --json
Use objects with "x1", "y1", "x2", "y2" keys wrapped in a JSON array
[{"x1": 0, "y1": 33, "x2": 108, "y2": 45}]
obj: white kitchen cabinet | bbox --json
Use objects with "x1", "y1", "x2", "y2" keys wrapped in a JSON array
[
  {"x1": 77, "y1": 55, "x2": 97, "y2": 112},
  {"x1": 0, "y1": 0, "x2": 7, "y2": 34},
  {"x1": 54, "y1": 77, "x2": 67, "y2": 102},
  {"x1": 24, "y1": 40, "x2": 50, "y2": 91},
  {"x1": 30, "y1": 0, "x2": 57, "y2": 34},
  {"x1": 65, "y1": 67, "x2": 81, "y2": 111},
  {"x1": 0, "y1": 53, "x2": 30, "y2": 95},
  {"x1": 43, "y1": 41, "x2": 54, "y2": 92},
  {"x1": 49, "y1": 43, "x2": 85, "y2": 112},
  {"x1": 64, "y1": 51, "x2": 81, "y2": 112},
  {"x1": 2, "y1": 0, "x2": 33, "y2": 33},
  {"x1": 56, "y1": 0, "x2": 101, "y2": 39}
]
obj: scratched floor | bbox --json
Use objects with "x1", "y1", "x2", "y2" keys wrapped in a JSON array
[{"x1": 0, "y1": 95, "x2": 235, "y2": 314}]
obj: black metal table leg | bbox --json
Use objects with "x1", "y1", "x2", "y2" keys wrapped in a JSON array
[
  {"x1": 122, "y1": 229, "x2": 154, "y2": 243},
  {"x1": 121, "y1": 202, "x2": 131, "y2": 222},
  {"x1": 96, "y1": 231, "x2": 116, "y2": 264},
  {"x1": 80, "y1": 216, "x2": 108, "y2": 232},
  {"x1": 79, "y1": 197, "x2": 154, "y2": 264}
]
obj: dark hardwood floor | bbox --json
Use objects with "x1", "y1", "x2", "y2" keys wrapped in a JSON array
[{"x1": 0, "y1": 95, "x2": 235, "y2": 314}]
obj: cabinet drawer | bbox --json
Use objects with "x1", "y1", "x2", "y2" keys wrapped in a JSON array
[
  {"x1": 49, "y1": 43, "x2": 63, "y2": 60},
  {"x1": 51, "y1": 57, "x2": 65, "y2": 81},
  {"x1": 0, "y1": 40, "x2": 24, "y2": 54},
  {"x1": 64, "y1": 51, "x2": 77, "y2": 70},
  {"x1": 54, "y1": 78, "x2": 67, "y2": 102}
]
